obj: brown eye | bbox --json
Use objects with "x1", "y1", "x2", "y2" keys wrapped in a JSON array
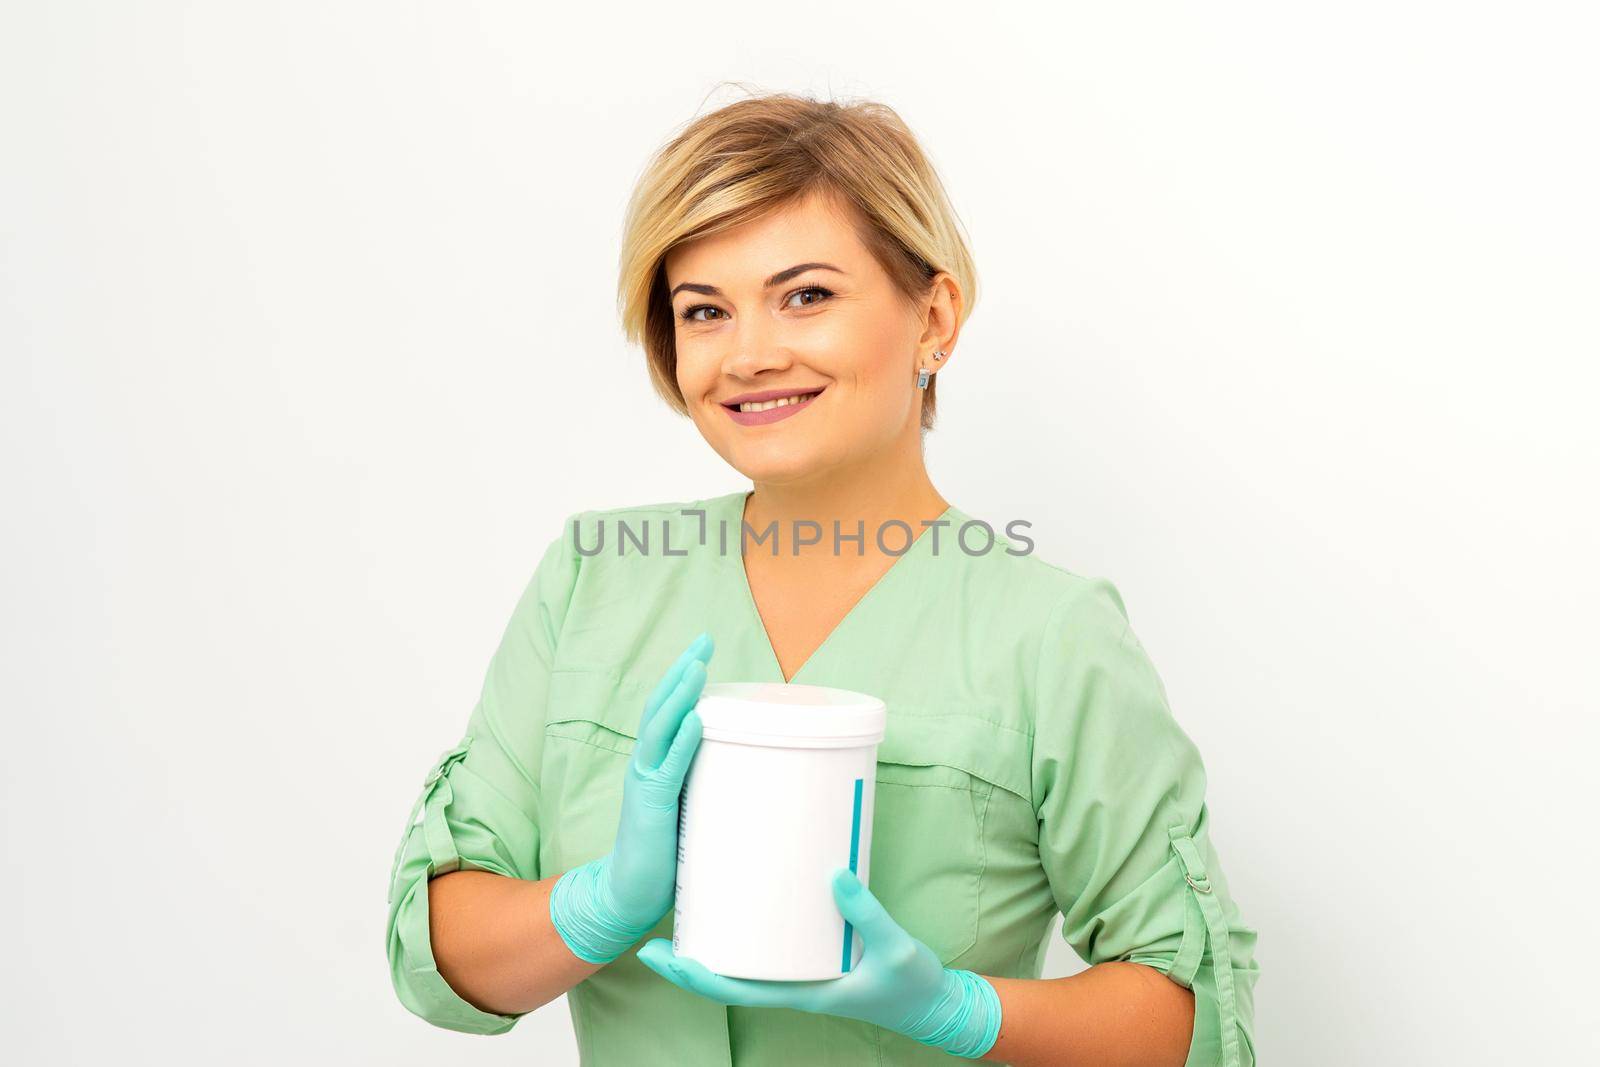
[
  {"x1": 787, "y1": 286, "x2": 835, "y2": 309},
  {"x1": 679, "y1": 304, "x2": 723, "y2": 323}
]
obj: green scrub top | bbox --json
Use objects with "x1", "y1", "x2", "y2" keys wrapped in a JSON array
[{"x1": 386, "y1": 490, "x2": 1260, "y2": 1066}]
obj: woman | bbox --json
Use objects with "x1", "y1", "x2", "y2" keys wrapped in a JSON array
[{"x1": 385, "y1": 92, "x2": 1259, "y2": 1066}]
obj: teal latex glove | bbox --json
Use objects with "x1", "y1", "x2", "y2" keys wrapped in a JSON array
[
  {"x1": 637, "y1": 867, "x2": 1002, "y2": 1059},
  {"x1": 548, "y1": 632, "x2": 712, "y2": 964}
]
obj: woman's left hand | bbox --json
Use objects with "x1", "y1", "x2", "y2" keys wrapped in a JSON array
[{"x1": 636, "y1": 868, "x2": 1002, "y2": 1058}]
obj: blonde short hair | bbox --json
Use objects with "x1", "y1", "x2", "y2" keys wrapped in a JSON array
[{"x1": 617, "y1": 88, "x2": 979, "y2": 431}]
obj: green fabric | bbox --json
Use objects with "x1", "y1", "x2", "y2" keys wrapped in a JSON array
[{"x1": 385, "y1": 490, "x2": 1260, "y2": 1065}]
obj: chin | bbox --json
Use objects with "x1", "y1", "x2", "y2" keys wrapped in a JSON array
[{"x1": 729, "y1": 444, "x2": 838, "y2": 486}]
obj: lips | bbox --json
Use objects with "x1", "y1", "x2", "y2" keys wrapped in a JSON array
[
  {"x1": 721, "y1": 386, "x2": 829, "y2": 408},
  {"x1": 722, "y1": 387, "x2": 825, "y2": 427}
]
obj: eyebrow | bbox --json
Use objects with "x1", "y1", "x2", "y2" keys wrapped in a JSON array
[{"x1": 669, "y1": 262, "x2": 846, "y2": 300}]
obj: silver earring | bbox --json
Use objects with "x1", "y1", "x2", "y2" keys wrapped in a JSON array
[
  {"x1": 916, "y1": 367, "x2": 930, "y2": 390},
  {"x1": 933, "y1": 350, "x2": 946, "y2": 361}
]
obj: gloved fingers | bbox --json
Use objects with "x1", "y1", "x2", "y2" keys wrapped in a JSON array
[
  {"x1": 831, "y1": 868, "x2": 907, "y2": 951},
  {"x1": 637, "y1": 939, "x2": 836, "y2": 1011},
  {"x1": 635, "y1": 658, "x2": 708, "y2": 772},
  {"x1": 637, "y1": 632, "x2": 714, "y2": 742},
  {"x1": 654, "y1": 708, "x2": 702, "y2": 787}
]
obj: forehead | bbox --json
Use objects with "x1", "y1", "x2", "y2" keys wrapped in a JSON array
[{"x1": 665, "y1": 190, "x2": 869, "y2": 283}]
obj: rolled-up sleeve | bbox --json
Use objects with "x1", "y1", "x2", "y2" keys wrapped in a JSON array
[
  {"x1": 1032, "y1": 577, "x2": 1260, "y2": 1067},
  {"x1": 384, "y1": 514, "x2": 583, "y2": 1034}
]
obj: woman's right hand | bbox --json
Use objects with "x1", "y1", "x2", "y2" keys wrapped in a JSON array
[{"x1": 547, "y1": 632, "x2": 713, "y2": 964}]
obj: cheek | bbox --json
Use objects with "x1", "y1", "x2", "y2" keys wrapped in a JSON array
[
  {"x1": 674, "y1": 344, "x2": 716, "y2": 398},
  {"x1": 832, "y1": 316, "x2": 913, "y2": 406}
]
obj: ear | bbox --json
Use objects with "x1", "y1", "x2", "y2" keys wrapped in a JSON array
[{"x1": 917, "y1": 271, "x2": 962, "y2": 371}]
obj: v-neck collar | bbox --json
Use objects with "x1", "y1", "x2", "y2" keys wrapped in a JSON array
[{"x1": 716, "y1": 490, "x2": 958, "y2": 685}]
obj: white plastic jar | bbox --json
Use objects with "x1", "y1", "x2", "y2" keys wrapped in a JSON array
[{"x1": 671, "y1": 681, "x2": 888, "y2": 980}]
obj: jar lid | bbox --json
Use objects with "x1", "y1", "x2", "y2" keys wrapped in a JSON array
[{"x1": 692, "y1": 682, "x2": 887, "y2": 748}]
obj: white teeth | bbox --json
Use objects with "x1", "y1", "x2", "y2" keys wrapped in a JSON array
[{"x1": 738, "y1": 392, "x2": 818, "y2": 413}]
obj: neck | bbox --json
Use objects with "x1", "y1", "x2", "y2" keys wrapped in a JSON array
[{"x1": 741, "y1": 429, "x2": 949, "y2": 559}]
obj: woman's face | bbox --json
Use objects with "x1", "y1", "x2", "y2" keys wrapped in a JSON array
[{"x1": 665, "y1": 190, "x2": 944, "y2": 486}]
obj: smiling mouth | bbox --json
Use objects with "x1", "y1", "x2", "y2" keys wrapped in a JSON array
[
  {"x1": 720, "y1": 386, "x2": 827, "y2": 426},
  {"x1": 722, "y1": 390, "x2": 824, "y2": 413}
]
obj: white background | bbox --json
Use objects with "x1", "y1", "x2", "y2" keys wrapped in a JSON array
[{"x1": 4, "y1": 2, "x2": 1596, "y2": 1063}]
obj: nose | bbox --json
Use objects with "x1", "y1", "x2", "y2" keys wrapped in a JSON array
[{"x1": 720, "y1": 318, "x2": 795, "y2": 380}]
